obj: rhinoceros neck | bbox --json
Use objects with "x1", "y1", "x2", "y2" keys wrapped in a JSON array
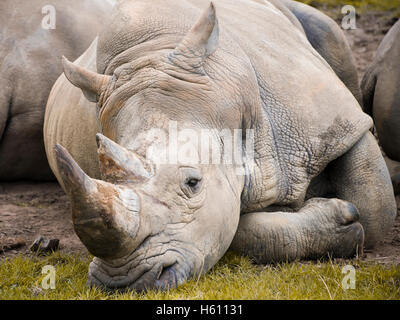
[{"x1": 239, "y1": 112, "x2": 288, "y2": 213}]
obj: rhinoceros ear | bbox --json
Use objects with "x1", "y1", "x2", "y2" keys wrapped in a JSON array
[
  {"x1": 62, "y1": 56, "x2": 111, "y2": 103},
  {"x1": 170, "y1": 2, "x2": 219, "y2": 69}
]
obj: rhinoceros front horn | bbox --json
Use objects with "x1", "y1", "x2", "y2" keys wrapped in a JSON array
[{"x1": 54, "y1": 144, "x2": 140, "y2": 259}]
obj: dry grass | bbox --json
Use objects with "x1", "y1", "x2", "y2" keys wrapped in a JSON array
[{"x1": 0, "y1": 251, "x2": 399, "y2": 300}]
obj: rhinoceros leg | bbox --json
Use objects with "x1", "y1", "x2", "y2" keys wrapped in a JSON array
[
  {"x1": 327, "y1": 132, "x2": 397, "y2": 248},
  {"x1": 231, "y1": 132, "x2": 396, "y2": 262},
  {"x1": 230, "y1": 198, "x2": 364, "y2": 263},
  {"x1": 360, "y1": 65, "x2": 377, "y2": 115}
]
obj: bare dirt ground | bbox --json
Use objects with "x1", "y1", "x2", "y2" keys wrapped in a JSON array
[
  {"x1": 0, "y1": 8, "x2": 399, "y2": 264},
  {"x1": 0, "y1": 182, "x2": 86, "y2": 259}
]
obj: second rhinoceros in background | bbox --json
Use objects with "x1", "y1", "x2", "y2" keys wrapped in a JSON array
[
  {"x1": 44, "y1": 0, "x2": 396, "y2": 291},
  {"x1": 0, "y1": 0, "x2": 113, "y2": 180},
  {"x1": 361, "y1": 19, "x2": 400, "y2": 193}
]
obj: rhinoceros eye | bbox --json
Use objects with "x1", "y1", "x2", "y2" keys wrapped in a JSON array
[
  {"x1": 186, "y1": 177, "x2": 202, "y2": 192},
  {"x1": 180, "y1": 168, "x2": 203, "y2": 197}
]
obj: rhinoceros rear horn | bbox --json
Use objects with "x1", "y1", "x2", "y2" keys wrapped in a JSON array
[
  {"x1": 170, "y1": 2, "x2": 219, "y2": 68},
  {"x1": 54, "y1": 144, "x2": 140, "y2": 259},
  {"x1": 96, "y1": 133, "x2": 152, "y2": 183},
  {"x1": 62, "y1": 56, "x2": 111, "y2": 103}
]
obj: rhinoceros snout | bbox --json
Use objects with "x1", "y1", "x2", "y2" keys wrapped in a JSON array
[{"x1": 87, "y1": 256, "x2": 187, "y2": 292}]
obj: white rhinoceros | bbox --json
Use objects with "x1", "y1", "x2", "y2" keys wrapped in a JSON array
[
  {"x1": 361, "y1": 19, "x2": 400, "y2": 193},
  {"x1": 0, "y1": 0, "x2": 113, "y2": 180},
  {"x1": 44, "y1": 0, "x2": 396, "y2": 291}
]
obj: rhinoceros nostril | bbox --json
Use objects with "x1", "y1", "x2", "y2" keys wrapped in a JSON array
[{"x1": 155, "y1": 262, "x2": 179, "y2": 290}]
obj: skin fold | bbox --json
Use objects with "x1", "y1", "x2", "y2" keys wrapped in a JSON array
[
  {"x1": 0, "y1": 0, "x2": 113, "y2": 181},
  {"x1": 361, "y1": 19, "x2": 400, "y2": 192},
  {"x1": 44, "y1": 0, "x2": 396, "y2": 291}
]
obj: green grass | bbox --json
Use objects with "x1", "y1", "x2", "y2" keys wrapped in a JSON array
[
  {"x1": 0, "y1": 251, "x2": 399, "y2": 300},
  {"x1": 298, "y1": 0, "x2": 400, "y2": 17}
]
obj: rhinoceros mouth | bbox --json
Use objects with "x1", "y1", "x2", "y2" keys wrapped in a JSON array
[{"x1": 87, "y1": 253, "x2": 188, "y2": 292}]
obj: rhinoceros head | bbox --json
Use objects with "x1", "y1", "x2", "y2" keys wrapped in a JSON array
[{"x1": 57, "y1": 3, "x2": 245, "y2": 291}]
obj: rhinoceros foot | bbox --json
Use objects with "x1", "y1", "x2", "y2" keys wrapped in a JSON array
[{"x1": 231, "y1": 198, "x2": 365, "y2": 263}]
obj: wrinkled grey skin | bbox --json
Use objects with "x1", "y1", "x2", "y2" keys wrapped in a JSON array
[
  {"x1": 361, "y1": 19, "x2": 400, "y2": 191},
  {"x1": 44, "y1": 0, "x2": 396, "y2": 292},
  {"x1": 0, "y1": 0, "x2": 113, "y2": 180}
]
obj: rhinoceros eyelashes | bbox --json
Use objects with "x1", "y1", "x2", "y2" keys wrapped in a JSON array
[
  {"x1": 62, "y1": 56, "x2": 112, "y2": 103},
  {"x1": 169, "y1": 2, "x2": 219, "y2": 70},
  {"x1": 96, "y1": 133, "x2": 152, "y2": 183}
]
